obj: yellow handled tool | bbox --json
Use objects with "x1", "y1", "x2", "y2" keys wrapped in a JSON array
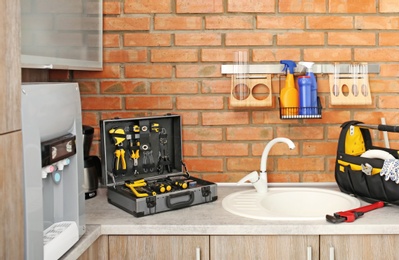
[
  {"x1": 125, "y1": 179, "x2": 150, "y2": 198},
  {"x1": 114, "y1": 148, "x2": 127, "y2": 171}
]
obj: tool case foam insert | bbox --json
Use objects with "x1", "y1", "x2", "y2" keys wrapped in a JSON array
[{"x1": 100, "y1": 114, "x2": 218, "y2": 217}]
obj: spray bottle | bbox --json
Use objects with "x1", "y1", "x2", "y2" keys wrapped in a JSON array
[
  {"x1": 280, "y1": 60, "x2": 298, "y2": 116},
  {"x1": 299, "y1": 62, "x2": 318, "y2": 115}
]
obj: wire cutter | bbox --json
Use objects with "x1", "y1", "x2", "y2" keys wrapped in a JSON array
[{"x1": 326, "y1": 201, "x2": 385, "y2": 224}]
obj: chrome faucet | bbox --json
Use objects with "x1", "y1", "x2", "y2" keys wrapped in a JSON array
[{"x1": 238, "y1": 137, "x2": 295, "y2": 193}]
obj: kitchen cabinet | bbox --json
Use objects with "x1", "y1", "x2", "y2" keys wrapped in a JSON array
[
  {"x1": 211, "y1": 235, "x2": 319, "y2": 260},
  {"x1": 108, "y1": 235, "x2": 209, "y2": 260},
  {"x1": 0, "y1": 0, "x2": 24, "y2": 259},
  {"x1": 320, "y1": 235, "x2": 399, "y2": 260},
  {"x1": 100, "y1": 234, "x2": 399, "y2": 260},
  {"x1": 78, "y1": 235, "x2": 108, "y2": 260},
  {"x1": 106, "y1": 235, "x2": 318, "y2": 260}
]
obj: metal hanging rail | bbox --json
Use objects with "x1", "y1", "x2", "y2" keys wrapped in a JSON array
[{"x1": 221, "y1": 63, "x2": 380, "y2": 75}]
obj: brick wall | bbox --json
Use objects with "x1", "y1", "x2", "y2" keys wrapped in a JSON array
[{"x1": 51, "y1": 0, "x2": 399, "y2": 183}]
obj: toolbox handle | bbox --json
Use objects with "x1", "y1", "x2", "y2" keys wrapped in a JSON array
[
  {"x1": 358, "y1": 123, "x2": 399, "y2": 133},
  {"x1": 166, "y1": 191, "x2": 194, "y2": 209}
]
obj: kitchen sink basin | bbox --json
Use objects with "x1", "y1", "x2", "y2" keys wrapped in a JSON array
[{"x1": 222, "y1": 187, "x2": 361, "y2": 221}]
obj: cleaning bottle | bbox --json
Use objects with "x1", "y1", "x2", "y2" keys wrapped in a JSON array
[
  {"x1": 280, "y1": 60, "x2": 298, "y2": 116},
  {"x1": 297, "y1": 76, "x2": 312, "y2": 115},
  {"x1": 299, "y1": 62, "x2": 318, "y2": 115}
]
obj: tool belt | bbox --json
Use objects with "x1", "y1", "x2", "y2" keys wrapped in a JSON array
[{"x1": 335, "y1": 120, "x2": 399, "y2": 205}]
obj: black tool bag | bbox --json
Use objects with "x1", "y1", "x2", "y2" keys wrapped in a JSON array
[{"x1": 335, "y1": 120, "x2": 399, "y2": 205}]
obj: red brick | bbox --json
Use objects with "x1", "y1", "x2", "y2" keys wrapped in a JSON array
[
  {"x1": 183, "y1": 158, "x2": 224, "y2": 172},
  {"x1": 202, "y1": 112, "x2": 249, "y2": 125},
  {"x1": 176, "y1": 96, "x2": 224, "y2": 110},
  {"x1": 183, "y1": 142, "x2": 198, "y2": 156},
  {"x1": 279, "y1": 0, "x2": 326, "y2": 13},
  {"x1": 151, "y1": 81, "x2": 199, "y2": 94},
  {"x1": 124, "y1": 0, "x2": 171, "y2": 13},
  {"x1": 151, "y1": 49, "x2": 198, "y2": 62},
  {"x1": 252, "y1": 110, "x2": 287, "y2": 125},
  {"x1": 379, "y1": 0, "x2": 399, "y2": 12},
  {"x1": 81, "y1": 96, "x2": 122, "y2": 110},
  {"x1": 303, "y1": 142, "x2": 337, "y2": 156},
  {"x1": 303, "y1": 48, "x2": 352, "y2": 62},
  {"x1": 183, "y1": 127, "x2": 223, "y2": 141},
  {"x1": 227, "y1": 0, "x2": 274, "y2": 13},
  {"x1": 176, "y1": 0, "x2": 223, "y2": 13},
  {"x1": 103, "y1": 49, "x2": 147, "y2": 63},
  {"x1": 82, "y1": 112, "x2": 99, "y2": 126},
  {"x1": 176, "y1": 65, "x2": 221, "y2": 78},
  {"x1": 125, "y1": 96, "x2": 173, "y2": 110},
  {"x1": 201, "y1": 79, "x2": 230, "y2": 94},
  {"x1": 257, "y1": 16, "x2": 305, "y2": 29},
  {"x1": 103, "y1": 34, "x2": 120, "y2": 47},
  {"x1": 227, "y1": 158, "x2": 261, "y2": 171},
  {"x1": 329, "y1": 0, "x2": 376, "y2": 13},
  {"x1": 378, "y1": 96, "x2": 399, "y2": 109},
  {"x1": 103, "y1": 17, "x2": 150, "y2": 31},
  {"x1": 154, "y1": 16, "x2": 202, "y2": 30},
  {"x1": 100, "y1": 81, "x2": 147, "y2": 94},
  {"x1": 226, "y1": 127, "x2": 273, "y2": 141},
  {"x1": 277, "y1": 32, "x2": 324, "y2": 46},
  {"x1": 175, "y1": 33, "x2": 222, "y2": 46},
  {"x1": 125, "y1": 65, "x2": 173, "y2": 78},
  {"x1": 124, "y1": 33, "x2": 171, "y2": 47},
  {"x1": 202, "y1": 143, "x2": 249, "y2": 156},
  {"x1": 205, "y1": 16, "x2": 253, "y2": 29},
  {"x1": 278, "y1": 157, "x2": 324, "y2": 172},
  {"x1": 225, "y1": 32, "x2": 273, "y2": 46},
  {"x1": 379, "y1": 64, "x2": 399, "y2": 77},
  {"x1": 302, "y1": 173, "x2": 335, "y2": 182},
  {"x1": 201, "y1": 49, "x2": 248, "y2": 62},
  {"x1": 103, "y1": 2, "x2": 121, "y2": 15},
  {"x1": 253, "y1": 49, "x2": 301, "y2": 62},
  {"x1": 276, "y1": 126, "x2": 324, "y2": 140},
  {"x1": 79, "y1": 81, "x2": 98, "y2": 94},
  {"x1": 181, "y1": 112, "x2": 200, "y2": 125},
  {"x1": 354, "y1": 48, "x2": 399, "y2": 62},
  {"x1": 355, "y1": 16, "x2": 399, "y2": 30},
  {"x1": 74, "y1": 65, "x2": 121, "y2": 79},
  {"x1": 379, "y1": 33, "x2": 399, "y2": 46},
  {"x1": 269, "y1": 173, "x2": 300, "y2": 183},
  {"x1": 328, "y1": 32, "x2": 375, "y2": 46},
  {"x1": 307, "y1": 16, "x2": 353, "y2": 29}
]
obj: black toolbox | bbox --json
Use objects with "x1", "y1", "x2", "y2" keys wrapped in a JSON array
[{"x1": 100, "y1": 114, "x2": 218, "y2": 217}]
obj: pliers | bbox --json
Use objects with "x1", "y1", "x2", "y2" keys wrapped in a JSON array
[{"x1": 326, "y1": 201, "x2": 385, "y2": 224}]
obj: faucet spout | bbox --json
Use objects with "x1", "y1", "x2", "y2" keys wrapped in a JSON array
[{"x1": 259, "y1": 137, "x2": 295, "y2": 191}]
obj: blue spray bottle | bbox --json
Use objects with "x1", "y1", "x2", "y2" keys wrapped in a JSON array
[{"x1": 299, "y1": 62, "x2": 318, "y2": 115}]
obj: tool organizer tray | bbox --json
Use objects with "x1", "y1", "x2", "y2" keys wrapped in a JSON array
[{"x1": 100, "y1": 114, "x2": 217, "y2": 217}]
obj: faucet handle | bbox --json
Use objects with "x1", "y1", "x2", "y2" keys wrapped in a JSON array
[
  {"x1": 237, "y1": 171, "x2": 267, "y2": 193},
  {"x1": 237, "y1": 171, "x2": 259, "y2": 184}
]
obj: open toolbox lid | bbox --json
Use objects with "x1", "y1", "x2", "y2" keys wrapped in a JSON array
[{"x1": 99, "y1": 114, "x2": 186, "y2": 187}]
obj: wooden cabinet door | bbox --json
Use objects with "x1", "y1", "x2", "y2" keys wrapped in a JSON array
[
  {"x1": 78, "y1": 235, "x2": 108, "y2": 260},
  {"x1": 109, "y1": 235, "x2": 209, "y2": 260},
  {"x1": 320, "y1": 235, "x2": 399, "y2": 260},
  {"x1": 210, "y1": 235, "x2": 319, "y2": 260}
]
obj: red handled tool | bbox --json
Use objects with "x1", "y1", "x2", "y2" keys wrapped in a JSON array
[{"x1": 326, "y1": 201, "x2": 385, "y2": 224}]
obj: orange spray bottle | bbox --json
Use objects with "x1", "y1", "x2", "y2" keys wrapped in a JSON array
[{"x1": 280, "y1": 60, "x2": 299, "y2": 116}]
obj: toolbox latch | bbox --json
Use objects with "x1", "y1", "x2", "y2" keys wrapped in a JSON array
[
  {"x1": 201, "y1": 186, "x2": 211, "y2": 197},
  {"x1": 146, "y1": 196, "x2": 156, "y2": 208}
]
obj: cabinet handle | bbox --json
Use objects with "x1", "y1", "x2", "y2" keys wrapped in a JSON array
[
  {"x1": 329, "y1": 247, "x2": 335, "y2": 260},
  {"x1": 196, "y1": 247, "x2": 201, "y2": 260},
  {"x1": 307, "y1": 246, "x2": 312, "y2": 260}
]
